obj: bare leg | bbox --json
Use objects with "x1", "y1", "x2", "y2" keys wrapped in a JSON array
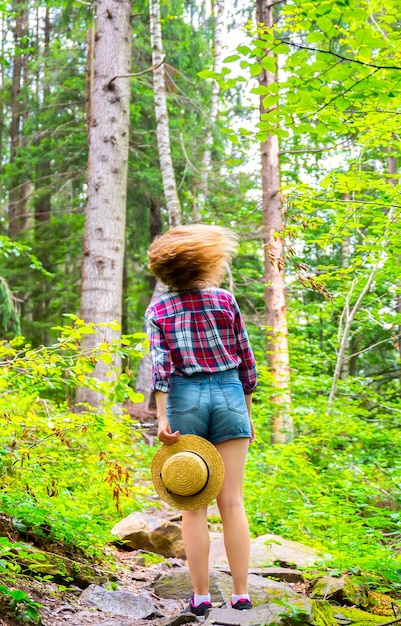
[
  {"x1": 215, "y1": 438, "x2": 250, "y2": 595},
  {"x1": 181, "y1": 507, "x2": 209, "y2": 595}
]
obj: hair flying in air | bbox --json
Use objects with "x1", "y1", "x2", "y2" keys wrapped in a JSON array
[{"x1": 147, "y1": 224, "x2": 238, "y2": 291}]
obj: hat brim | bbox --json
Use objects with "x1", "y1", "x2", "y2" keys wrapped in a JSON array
[{"x1": 151, "y1": 435, "x2": 225, "y2": 510}]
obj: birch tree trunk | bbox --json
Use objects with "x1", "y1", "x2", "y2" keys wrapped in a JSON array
[
  {"x1": 328, "y1": 202, "x2": 396, "y2": 413},
  {"x1": 256, "y1": 0, "x2": 293, "y2": 443},
  {"x1": 149, "y1": 0, "x2": 181, "y2": 228},
  {"x1": 135, "y1": 0, "x2": 182, "y2": 410},
  {"x1": 387, "y1": 144, "x2": 401, "y2": 365},
  {"x1": 340, "y1": 193, "x2": 351, "y2": 381},
  {"x1": 77, "y1": 0, "x2": 132, "y2": 407},
  {"x1": 194, "y1": 0, "x2": 225, "y2": 223}
]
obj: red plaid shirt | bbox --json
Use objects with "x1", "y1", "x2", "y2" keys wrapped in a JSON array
[{"x1": 145, "y1": 288, "x2": 257, "y2": 394}]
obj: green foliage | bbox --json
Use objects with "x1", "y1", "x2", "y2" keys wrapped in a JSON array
[
  {"x1": 0, "y1": 315, "x2": 156, "y2": 618},
  {"x1": 0, "y1": 538, "x2": 42, "y2": 623},
  {"x1": 247, "y1": 366, "x2": 401, "y2": 589},
  {"x1": 0, "y1": 582, "x2": 41, "y2": 624},
  {"x1": 0, "y1": 318, "x2": 153, "y2": 552}
]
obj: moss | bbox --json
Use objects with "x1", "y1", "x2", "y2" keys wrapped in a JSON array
[
  {"x1": 312, "y1": 600, "x2": 339, "y2": 626},
  {"x1": 140, "y1": 551, "x2": 167, "y2": 566},
  {"x1": 343, "y1": 577, "x2": 369, "y2": 609},
  {"x1": 330, "y1": 605, "x2": 387, "y2": 626}
]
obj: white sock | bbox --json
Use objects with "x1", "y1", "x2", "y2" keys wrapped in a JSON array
[
  {"x1": 193, "y1": 593, "x2": 211, "y2": 606},
  {"x1": 232, "y1": 593, "x2": 250, "y2": 603}
]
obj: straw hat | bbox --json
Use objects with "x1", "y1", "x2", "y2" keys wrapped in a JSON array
[{"x1": 151, "y1": 435, "x2": 225, "y2": 510}]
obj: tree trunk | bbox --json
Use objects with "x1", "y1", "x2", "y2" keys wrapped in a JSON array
[
  {"x1": 32, "y1": 7, "x2": 52, "y2": 345},
  {"x1": 149, "y1": 0, "x2": 181, "y2": 228},
  {"x1": 77, "y1": 0, "x2": 133, "y2": 407},
  {"x1": 328, "y1": 200, "x2": 396, "y2": 412},
  {"x1": 256, "y1": 0, "x2": 293, "y2": 444},
  {"x1": 340, "y1": 193, "x2": 351, "y2": 381},
  {"x1": 135, "y1": 0, "x2": 182, "y2": 411},
  {"x1": 388, "y1": 144, "x2": 401, "y2": 365},
  {"x1": 194, "y1": 0, "x2": 225, "y2": 223},
  {"x1": 8, "y1": 0, "x2": 29, "y2": 239},
  {"x1": 34, "y1": 7, "x2": 51, "y2": 229}
]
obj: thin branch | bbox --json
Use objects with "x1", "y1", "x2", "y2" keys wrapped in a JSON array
[
  {"x1": 297, "y1": 68, "x2": 379, "y2": 123},
  {"x1": 107, "y1": 58, "x2": 165, "y2": 88},
  {"x1": 279, "y1": 39, "x2": 401, "y2": 71},
  {"x1": 346, "y1": 337, "x2": 397, "y2": 360}
]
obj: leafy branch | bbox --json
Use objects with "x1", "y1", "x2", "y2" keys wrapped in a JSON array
[{"x1": 278, "y1": 39, "x2": 401, "y2": 71}]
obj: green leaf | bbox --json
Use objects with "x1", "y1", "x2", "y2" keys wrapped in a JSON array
[
  {"x1": 249, "y1": 62, "x2": 263, "y2": 76},
  {"x1": 336, "y1": 96, "x2": 350, "y2": 112},
  {"x1": 261, "y1": 55, "x2": 277, "y2": 73},
  {"x1": 316, "y1": 2, "x2": 332, "y2": 16},
  {"x1": 223, "y1": 54, "x2": 240, "y2": 63}
]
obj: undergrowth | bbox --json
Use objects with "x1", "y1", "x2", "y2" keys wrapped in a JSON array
[
  {"x1": 246, "y1": 366, "x2": 401, "y2": 593},
  {"x1": 2, "y1": 317, "x2": 401, "y2": 623}
]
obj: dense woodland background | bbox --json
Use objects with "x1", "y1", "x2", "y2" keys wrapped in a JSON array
[{"x1": 1, "y1": 0, "x2": 401, "y2": 620}]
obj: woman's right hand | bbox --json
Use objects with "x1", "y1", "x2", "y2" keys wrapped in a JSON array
[{"x1": 157, "y1": 417, "x2": 180, "y2": 444}]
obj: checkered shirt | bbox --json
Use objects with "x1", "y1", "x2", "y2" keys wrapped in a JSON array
[{"x1": 145, "y1": 288, "x2": 257, "y2": 394}]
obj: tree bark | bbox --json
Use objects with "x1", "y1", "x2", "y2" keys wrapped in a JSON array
[
  {"x1": 8, "y1": 0, "x2": 29, "y2": 239},
  {"x1": 194, "y1": 0, "x2": 225, "y2": 223},
  {"x1": 328, "y1": 202, "x2": 396, "y2": 413},
  {"x1": 257, "y1": 0, "x2": 293, "y2": 443},
  {"x1": 387, "y1": 143, "x2": 401, "y2": 365},
  {"x1": 77, "y1": 0, "x2": 133, "y2": 407},
  {"x1": 135, "y1": 0, "x2": 182, "y2": 411},
  {"x1": 340, "y1": 193, "x2": 351, "y2": 381},
  {"x1": 149, "y1": 0, "x2": 181, "y2": 228}
]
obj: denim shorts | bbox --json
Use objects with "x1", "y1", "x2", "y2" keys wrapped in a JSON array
[{"x1": 166, "y1": 369, "x2": 251, "y2": 445}]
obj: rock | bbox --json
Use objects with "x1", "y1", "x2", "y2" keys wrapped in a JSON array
[
  {"x1": 311, "y1": 575, "x2": 369, "y2": 609},
  {"x1": 218, "y1": 566, "x2": 304, "y2": 583},
  {"x1": 111, "y1": 512, "x2": 185, "y2": 559},
  {"x1": 312, "y1": 600, "x2": 340, "y2": 626},
  {"x1": 311, "y1": 575, "x2": 350, "y2": 600},
  {"x1": 332, "y1": 606, "x2": 389, "y2": 626},
  {"x1": 79, "y1": 584, "x2": 158, "y2": 619},
  {"x1": 10, "y1": 545, "x2": 109, "y2": 587},
  {"x1": 204, "y1": 598, "x2": 313, "y2": 626},
  {"x1": 152, "y1": 567, "x2": 300, "y2": 607},
  {"x1": 152, "y1": 567, "x2": 232, "y2": 603},
  {"x1": 209, "y1": 532, "x2": 319, "y2": 570},
  {"x1": 254, "y1": 534, "x2": 320, "y2": 568},
  {"x1": 158, "y1": 616, "x2": 199, "y2": 626}
]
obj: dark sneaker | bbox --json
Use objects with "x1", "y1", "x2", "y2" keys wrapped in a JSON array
[
  {"x1": 231, "y1": 598, "x2": 253, "y2": 610},
  {"x1": 181, "y1": 595, "x2": 212, "y2": 616}
]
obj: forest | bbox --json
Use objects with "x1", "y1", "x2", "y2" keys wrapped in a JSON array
[{"x1": 0, "y1": 0, "x2": 401, "y2": 623}]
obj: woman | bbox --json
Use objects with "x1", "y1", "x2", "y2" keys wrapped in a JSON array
[{"x1": 145, "y1": 224, "x2": 257, "y2": 615}]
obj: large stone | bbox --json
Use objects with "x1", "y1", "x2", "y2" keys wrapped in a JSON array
[
  {"x1": 210, "y1": 532, "x2": 319, "y2": 570},
  {"x1": 152, "y1": 567, "x2": 300, "y2": 607},
  {"x1": 253, "y1": 534, "x2": 320, "y2": 568},
  {"x1": 79, "y1": 584, "x2": 157, "y2": 619},
  {"x1": 10, "y1": 545, "x2": 108, "y2": 588},
  {"x1": 217, "y1": 566, "x2": 304, "y2": 583},
  {"x1": 111, "y1": 512, "x2": 185, "y2": 559},
  {"x1": 152, "y1": 567, "x2": 232, "y2": 603},
  {"x1": 204, "y1": 598, "x2": 313, "y2": 626}
]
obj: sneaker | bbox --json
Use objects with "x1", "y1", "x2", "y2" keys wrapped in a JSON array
[
  {"x1": 231, "y1": 598, "x2": 253, "y2": 610},
  {"x1": 181, "y1": 595, "x2": 212, "y2": 616}
]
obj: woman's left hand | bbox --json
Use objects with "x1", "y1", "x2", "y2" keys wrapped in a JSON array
[{"x1": 249, "y1": 418, "x2": 255, "y2": 444}]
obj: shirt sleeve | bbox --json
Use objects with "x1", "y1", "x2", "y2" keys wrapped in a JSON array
[
  {"x1": 231, "y1": 296, "x2": 258, "y2": 394},
  {"x1": 145, "y1": 314, "x2": 171, "y2": 393}
]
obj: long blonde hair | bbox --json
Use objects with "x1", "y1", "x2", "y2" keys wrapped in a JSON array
[{"x1": 148, "y1": 224, "x2": 238, "y2": 290}]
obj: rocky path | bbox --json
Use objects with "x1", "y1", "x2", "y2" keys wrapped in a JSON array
[{"x1": 0, "y1": 508, "x2": 399, "y2": 626}]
